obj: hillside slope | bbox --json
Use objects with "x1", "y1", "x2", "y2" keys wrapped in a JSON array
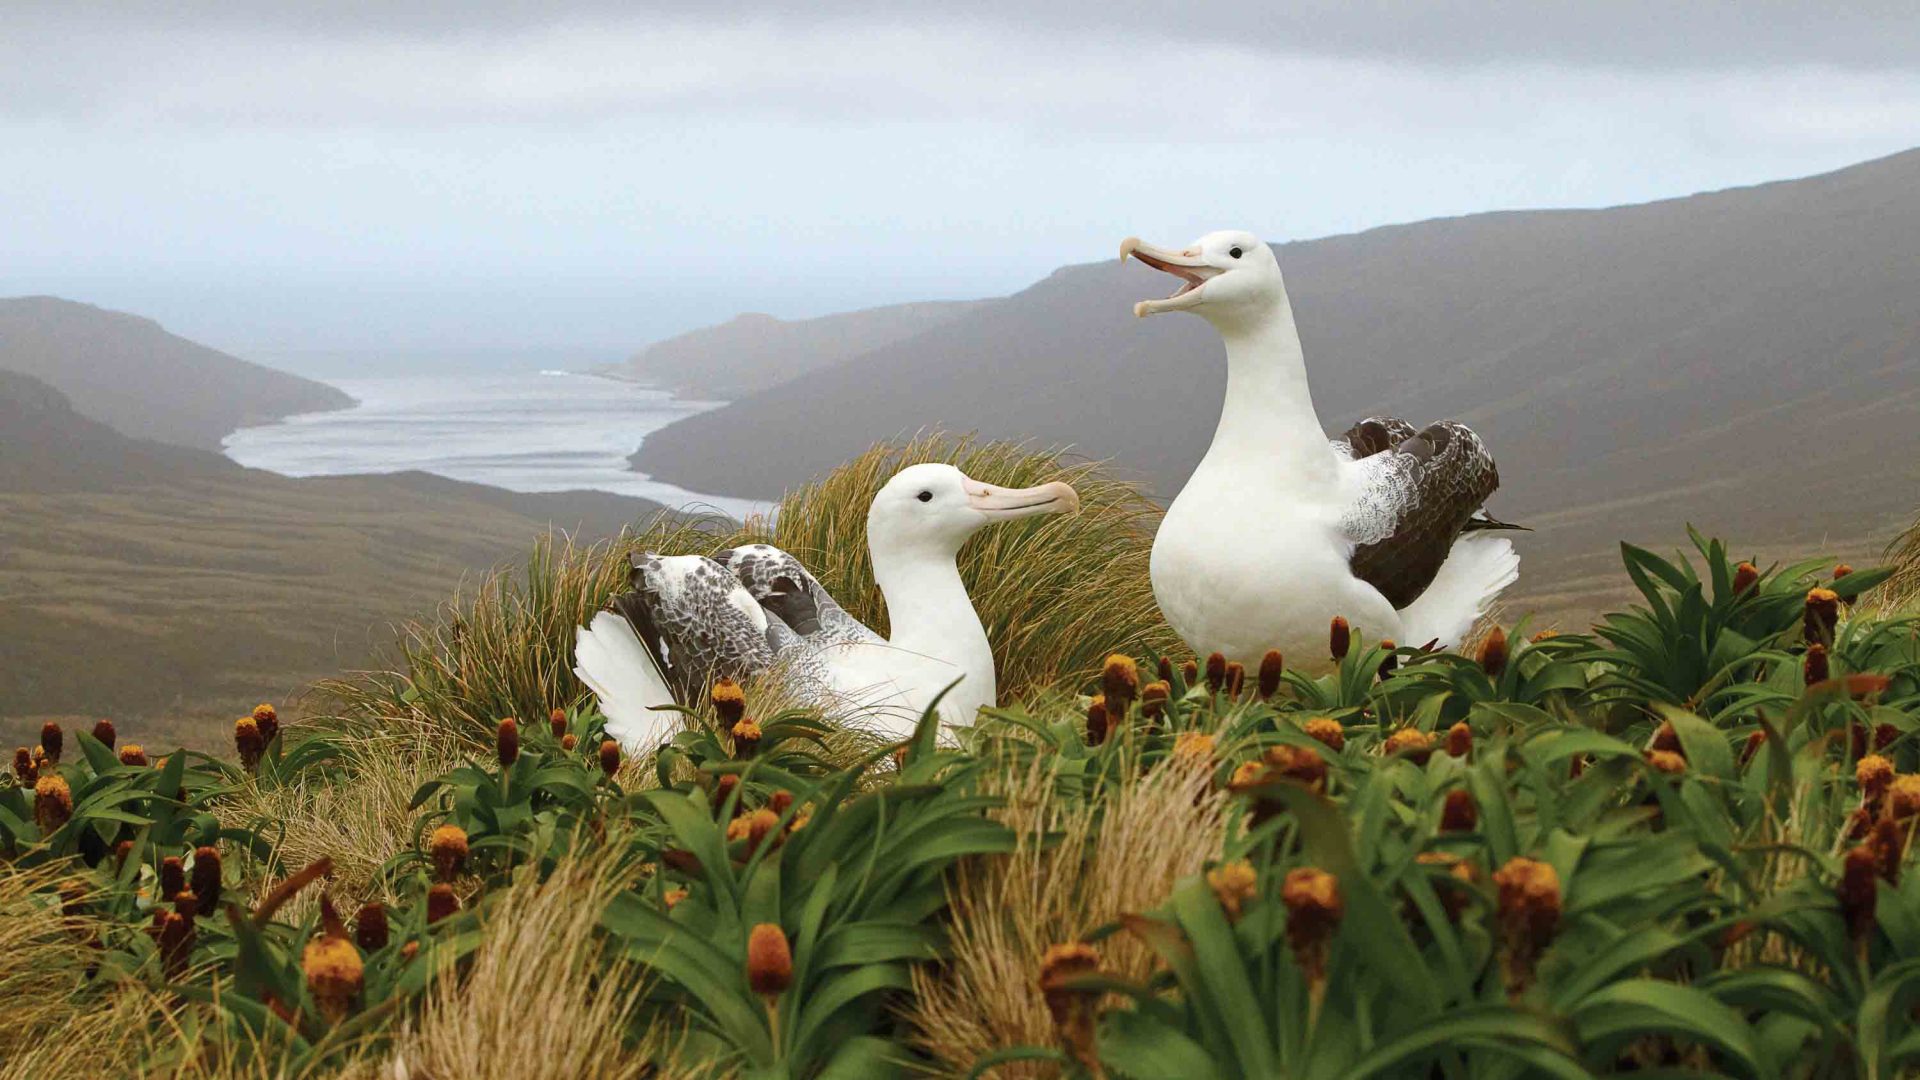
[
  {"x1": 0, "y1": 371, "x2": 666, "y2": 742},
  {"x1": 631, "y1": 149, "x2": 1920, "y2": 619},
  {"x1": 607, "y1": 299, "x2": 986, "y2": 399},
  {"x1": 0, "y1": 296, "x2": 353, "y2": 450}
]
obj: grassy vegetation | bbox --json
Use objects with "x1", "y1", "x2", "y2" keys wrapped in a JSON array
[{"x1": 5, "y1": 442, "x2": 1920, "y2": 1078}]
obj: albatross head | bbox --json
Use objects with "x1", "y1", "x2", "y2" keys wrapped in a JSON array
[
  {"x1": 1120, "y1": 230, "x2": 1283, "y2": 324},
  {"x1": 867, "y1": 463, "x2": 1079, "y2": 560}
]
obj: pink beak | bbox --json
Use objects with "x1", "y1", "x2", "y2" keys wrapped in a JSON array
[{"x1": 963, "y1": 477, "x2": 1080, "y2": 520}]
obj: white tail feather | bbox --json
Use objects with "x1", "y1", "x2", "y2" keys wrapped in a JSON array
[
  {"x1": 1397, "y1": 535, "x2": 1520, "y2": 649},
  {"x1": 574, "y1": 611, "x2": 680, "y2": 752}
]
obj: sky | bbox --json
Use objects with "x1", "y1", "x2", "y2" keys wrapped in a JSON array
[{"x1": 4, "y1": 2, "x2": 1919, "y2": 373}]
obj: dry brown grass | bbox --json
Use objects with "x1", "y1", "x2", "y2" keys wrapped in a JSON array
[
  {"x1": 1884, "y1": 509, "x2": 1920, "y2": 612},
  {"x1": 217, "y1": 723, "x2": 467, "y2": 911},
  {"x1": 0, "y1": 863, "x2": 143, "y2": 1079},
  {"x1": 906, "y1": 742, "x2": 1230, "y2": 1077},
  {"x1": 390, "y1": 838, "x2": 699, "y2": 1080}
]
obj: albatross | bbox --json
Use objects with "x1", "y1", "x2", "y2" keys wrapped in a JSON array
[
  {"x1": 1121, "y1": 230, "x2": 1521, "y2": 666},
  {"x1": 573, "y1": 463, "x2": 1079, "y2": 749}
]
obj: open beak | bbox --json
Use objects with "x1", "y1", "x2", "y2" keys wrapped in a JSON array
[
  {"x1": 1120, "y1": 237, "x2": 1222, "y2": 317},
  {"x1": 963, "y1": 477, "x2": 1080, "y2": 521}
]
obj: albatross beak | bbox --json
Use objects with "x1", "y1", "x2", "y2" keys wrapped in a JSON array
[
  {"x1": 964, "y1": 477, "x2": 1081, "y2": 521},
  {"x1": 1120, "y1": 237, "x2": 1221, "y2": 317}
]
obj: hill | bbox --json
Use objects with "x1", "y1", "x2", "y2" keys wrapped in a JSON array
[
  {"x1": 0, "y1": 296, "x2": 353, "y2": 450},
  {"x1": 629, "y1": 149, "x2": 1920, "y2": 621},
  {"x1": 0, "y1": 370, "x2": 667, "y2": 746},
  {"x1": 605, "y1": 300, "x2": 985, "y2": 399}
]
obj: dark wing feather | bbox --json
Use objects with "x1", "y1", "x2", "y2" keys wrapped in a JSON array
[
  {"x1": 713, "y1": 544, "x2": 882, "y2": 645},
  {"x1": 1336, "y1": 416, "x2": 1420, "y2": 460},
  {"x1": 615, "y1": 552, "x2": 778, "y2": 698},
  {"x1": 1340, "y1": 421, "x2": 1505, "y2": 609}
]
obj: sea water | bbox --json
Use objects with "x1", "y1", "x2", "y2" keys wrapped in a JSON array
[{"x1": 222, "y1": 371, "x2": 770, "y2": 520}]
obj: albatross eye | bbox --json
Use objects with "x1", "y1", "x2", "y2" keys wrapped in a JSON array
[
  {"x1": 916, "y1": 490, "x2": 933, "y2": 503},
  {"x1": 1229, "y1": 247, "x2": 1243, "y2": 259}
]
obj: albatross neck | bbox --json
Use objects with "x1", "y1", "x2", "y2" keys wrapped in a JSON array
[
  {"x1": 869, "y1": 541, "x2": 995, "y2": 691},
  {"x1": 1199, "y1": 298, "x2": 1338, "y2": 490}
]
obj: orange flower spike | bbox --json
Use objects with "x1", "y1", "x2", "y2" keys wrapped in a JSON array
[
  {"x1": 252, "y1": 703, "x2": 280, "y2": 746},
  {"x1": 1645, "y1": 749, "x2": 1687, "y2": 775},
  {"x1": 731, "y1": 717, "x2": 763, "y2": 758},
  {"x1": 1804, "y1": 644, "x2": 1831, "y2": 687},
  {"x1": 1180, "y1": 658, "x2": 1199, "y2": 686},
  {"x1": 1493, "y1": 857, "x2": 1561, "y2": 995},
  {"x1": 1203, "y1": 652, "x2": 1227, "y2": 694},
  {"x1": 118, "y1": 744, "x2": 148, "y2": 767},
  {"x1": 302, "y1": 897, "x2": 363, "y2": 1023},
  {"x1": 495, "y1": 717, "x2": 520, "y2": 768},
  {"x1": 1102, "y1": 654, "x2": 1140, "y2": 716},
  {"x1": 1892, "y1": 776, "x2": 1920, "y2": 820},
  {"x1": 90, "y1": 719, "x2": 116, "y2": 749},
  {"x1": 34, "y1": 775, "x2": 73, "y2": 832},
  {"x1": 1225, "y1": 661, "x2": 1246, "y2": 698},
  {"x1": 1440, "y1": 789, "x2": 1478, "y2": 833},
  {"x1": 598, "y1": 739, "x2": 621, "y2": 778},
  {"x1": 1477, "y1": 626, "x2": 1509, "y2": 679},
  {"x1": 1281, "y1": 867, "x2": 1344, "y2": 983},
  {"x1": 1173, "y1": 731, "x2": 1216, "y2": 764},
  {"x1": 548, "y1": 708, "x2": 568, "y2": 739},
  {"x1": 1084, "y1": 696, "x2": 1110, "y2": 746},
  {"x1": 1382, "y1": 728, "x2": 1433, "y2": 766},
  {"x1": 1730, "y1": 561, "x2": 1760, "y2": 596},
  {"x1": 428, "y1": 824, "x2": 469, "y2": 881},
  {"x1": 1257, "y1": 650, "x2": 1285, "y2": 700},
  {"x1": 1445, "y1": 722, "x2": 1472, "y2": 758},
  {"x1": 1805, "y1": 587, "x2": 1841, "y2": 646},
  {"x1": 1038, "y1": 943, "x2": 1102, "y2": 1070},
  {"x1": 12, "y1": 747, "x2": 34, "y2": 785},
  {"x1": 354, "y1": 902, "x2": 389, "y2": 952},
  {"x1": 711, "y1": 678, "x2": 747, "y2": 726},
  {"x1": 1302, "y1": 717, "x2": 1346, "y2": 752},
  {"x1": 234, "y1": 717, "x2": 264, "y2": 771},
  {"x1": 746, "y1": 923, "x2": 793, "y2": 996},
  {"x1": 1839, "y1": 844, "x2": 1879, "y2": 941},
  {"x1": 39, "y1": 721, "x2": 63, "y2": 765},
  {"x1": 426, "y1": 883, "x2": 459, "y2": 924},
  {"x1": 1858, "y1": 755, "x2": 1895, "y2": 803},
  {"x1": 190, "y1": 846, "x2": 223, "y2": 910},
  {"x1": 1329, "y1": 617, "x2": 1351, "y2": 661},
  {"x1": 1140, "y1": 681, "x2": 1171, "y2": 723},
  {"x1": 1207, "y1": 860, "x2": 1258, "y2": 920}
]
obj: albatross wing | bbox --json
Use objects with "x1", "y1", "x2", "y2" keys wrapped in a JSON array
[
  {"x1": 1338, "y1": 419, "x2": 1506, "y2": 609},
  {"x1": 715, "y1": 543, "x2": 882, "y2": 646}
]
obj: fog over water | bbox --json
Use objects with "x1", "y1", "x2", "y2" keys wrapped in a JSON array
[{"x1": 222, "y1": 370, "x2": 772, "y2": 520}]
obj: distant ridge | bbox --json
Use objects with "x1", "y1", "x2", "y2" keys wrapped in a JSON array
[
  {"x1": 606, "y1": 299, "x2": 987, "y2": 399},
  {"x1": 0, "y1": 367, "x2": 667, "y2": 733},
  {"x1": 0, "y1": 296, "x2": 353, "y2": 450},
  {"x1": 629, "y1": 148, "x2": 1920, "y2": 619}
]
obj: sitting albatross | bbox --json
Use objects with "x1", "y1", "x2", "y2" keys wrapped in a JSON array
[
  {"x1": 1121, "y1": 230, "x2": 1521, "y2": 666},
  {"x1": 573, "y1": 463, "x2": 1079, "y2": 749}
]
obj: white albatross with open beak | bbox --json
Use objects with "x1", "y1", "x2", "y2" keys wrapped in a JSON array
[{"x1": 1121, "y1": 230, "x2": 1521, "y2": 670}]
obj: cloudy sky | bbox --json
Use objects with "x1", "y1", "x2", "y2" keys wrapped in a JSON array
[{"x1": 4, "y1": 2, "x2": 1918, "y2": 371}]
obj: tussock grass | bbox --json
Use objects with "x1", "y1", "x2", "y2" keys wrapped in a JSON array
[
  {"x1": 0, "y1": 864, "x2": 134, "y2": 1079},
  {"x1": 320, "y1": 435, "x2": 1173, "y2": 745},
  {"x1": 219, "y1": 724, "x2": 466, "y2": 908},
  {"x1": 906, "y1": 743, "x2": 1229, "y2": 1077},
  {"x1": 1886, "y1": 510, "x2": 1920, "y2": 612},
  {"x1": 392, "y1": 838, "x2": 697, "y2": 1080}
]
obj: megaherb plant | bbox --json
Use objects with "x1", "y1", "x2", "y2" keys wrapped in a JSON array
[{"x1": 7, "y1": 522, "x2": 1920, "y2": 1079}]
